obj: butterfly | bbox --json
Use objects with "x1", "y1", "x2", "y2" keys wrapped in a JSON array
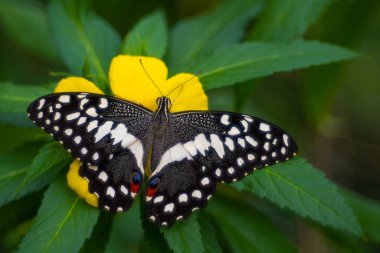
[{"x1": 27, "y1": 92, "x2": 297, "y2": 227}]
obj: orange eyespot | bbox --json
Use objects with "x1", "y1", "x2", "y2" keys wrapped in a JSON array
[
  {"x1": 147, "y1": 178, "x2": 160, "y2": 197},
  {"x1": 131, "y1": 172, "x2": 142, "y2": 193}
]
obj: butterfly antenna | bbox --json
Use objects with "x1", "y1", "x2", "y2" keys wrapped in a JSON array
[
  {"x1": 169, "y1": 85, "x2": 184, "y2": 110},
  {"x1": 165, "y1": 70, "x2": 202, "y2": 98},
  {"x1": 139, "y1": 59, "x2": 164, "y2": 97}
]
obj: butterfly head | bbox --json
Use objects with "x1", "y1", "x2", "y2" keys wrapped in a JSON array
[{"x1": 156, "y1": 97, "x2": 171, "y2": 108}]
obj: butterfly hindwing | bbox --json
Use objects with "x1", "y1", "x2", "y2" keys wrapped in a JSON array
[
  {"x1": 146, "y1": 159, "x2": 216, "y2": 226},
  {"x1": 28, "y1": 92, "x2": 153, "y2": 212},
  {"x1": 146, "y1": 111, "x2": 297, "y2": 227},
  {"x1": 79, "y1": 150, "x2": 140, "y2": 212}
]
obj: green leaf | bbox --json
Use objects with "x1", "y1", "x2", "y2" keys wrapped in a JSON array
[
  {"x1": 162, "y1": 214, "x2": 205, "y2": 253},
  {"x1": 104, "y1": 202, "x2": 143, "y2": 253},
  {"x1": 48, "y1": 0, "x2": 121, "y2": 91},
  {"x1": 23, "y1": 142, "x2": 71, "y2": 185},
  {"x1": 343, "y1": 190, "x2": 380, "y2": 243},
  {"x1": 198, "y1": 213, "x2": 223, "y2": 253},
  {"x1": 167, "y1": 0, "x2": 264, "y2": 67},
  {"x1": 0, "y1": 82, "x2": 51, "y2": 117},
  {"x1": 0, "y1": 0, "x2": 59, "y2": 61},
  {"x1": 0, "y1": 147, "x2": 56, "y2": 207},
  {"x1": 18, "y1": 179, "x2": 100, "y2": 253},
  {"x1": 234, "y1": 157, "x2": 362, "y2": 236},
  {"x1": 175, "y1": 40, "x2": 358, "y2": 90},
  {"x1": 248, "y1": 0, "x2": 331, "y2": 41},
  {"x1": 207, "y1": 196, "x2": 297, "y2": 253},
  {"x1": 80, "y1": 213, "x2": 113, "y2": 253},
  {"x1": 0, "y1": 124, "x2": 45, "y2": 153},
  {"x1": 121, "y1": 10, "x2": 168, "y2": 59},
  {"x1": 141, "y1": 201, "x2": 170, "y2": 253}
]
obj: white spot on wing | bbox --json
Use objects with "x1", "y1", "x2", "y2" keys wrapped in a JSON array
[
  {"x1": 80, "y1": 98, "x2": 89, "y2": 110},
  {"x1": 210, "y1": 134, "x2": 225, "y2": 158},
  {"x1": 74, "y1": 136, "x2": 81, "y2": 144},
  {"x1": 86, "y1": 107, "x2": 98, "y2": 117},
  {"x1": 224, "y1": 137, "x2": 234, "y2": 151},
  {"x1": 59, "y1": 95, "x2": 70, "y2": 103},
  {"x1": 99, "y1": 98, "x2": 108, "y2": 108},
  {"x1": 228, "y1": 127, "x2": 240, "y2": 136},
  {"x1": 107, "y1": 187, "x2": 115, "y2": 198},
  {"x1": 54, "y1": 112, "x2": 61, "y2": 121},
  {"x1": 154, "y1": 143, "x2": 191, "y2": 175},
  {"x1": 110, "y1": 124, "x2": 128, "y2": 145},
  {"x1": 183, "y1": 141, "x2": 198, "y2": 156},
  {"x1": 247, "y1": 154, "x2": 255, "y2": 161},
  {"x1": 95, "y1": 121, "x2": 113, "y2": 143},
  {"x1": 259, "y1": 123, "x2": 270, "y2": 132},
  {"x1": 244, "y1": 116, "x2": 253, "y2": 122},
  {"x1": 192, "y1": 190, "x2": 202, "y2": 199},
  {"x1": 65, "y1": 128, "x2": 73, "y2": 136},
  {"x1": 201, "y1": 177, "x2": 210, "y2": 186},
  {"x1": 120, "y1": 185, "x2": 128, "y2": 195},
  {"x1": 37, "y1": 99, "x2": 45, "y2": 109},
  {"x1": 245, "y1": 136, "x2": 258, "y2": 147},
  {"x1": 87, "y1": 120, "x2": 98, "y2": 132},
  {"x1": 88, "y1": 165, "x2": 98, "y2": 171},
  {"x1": 93, "y1": 152, "x2": 99, "y2": 161},
  {"x1": 164, "y1": 203, "x2": 174, "y2": 213},
  {"x1": 237, "y1": 138, "x2": 245, "y2": 148},
  {"x1": 283, "y1": 134, "x2": 289, "y2": 146},
  {"x1": 228, "y1": 167, "x2": 235, "y2": 174},
  {"x1": 221, "y1": 114, "x2": 229, "y2": 125},
  {"x1": 178, "y1": 193, "x2": 188, "y2": 203},
  {"x1": 98, "y1": 171, "x2": 108, "y2": 182},
  {"x1": 126, "y1": 140, "x2": 144, "y2": 174},
  {"x1": 81, "y1": 147, "x2": 88, "y2": 155},
  {"x1": 77, "y1": 117, "x2": 87, "y2": 125},
  {"x1": 241, "y1": 120, "x2": 248, "y2": 132},
  {"x1": 66, "y1": 112, "x2": 80, "y2": 121},
  {"x1": 154, "y1": 195, "x2": 163, "y2": 203},
  {"x1": 193, "y1": 133, "x2": 211, "y2": 155}
]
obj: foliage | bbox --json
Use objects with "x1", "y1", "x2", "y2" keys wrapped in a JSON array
[{"x1": 0, "y1": 0, "x2": 379, "y2": 252}]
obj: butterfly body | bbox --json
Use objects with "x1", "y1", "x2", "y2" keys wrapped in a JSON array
[{"x1": 28, "y1": 93, "x2": 297, "y2": 227}]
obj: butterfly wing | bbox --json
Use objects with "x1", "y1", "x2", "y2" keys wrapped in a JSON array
[
  {"x1": 28, "y1": 92, "x2": 153, "y2": 212},
  {"x1": 146, "y1": 111, "x2": 297, "y2": 227}
]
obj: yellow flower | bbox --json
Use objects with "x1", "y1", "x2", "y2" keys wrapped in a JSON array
[{"x1": 55, "y1": 55, "x2": 208, "y2": 207}]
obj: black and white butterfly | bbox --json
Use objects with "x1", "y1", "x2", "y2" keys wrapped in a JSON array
[{"x1": 27, "y1": 92, "x2": 297, "y2": 227}]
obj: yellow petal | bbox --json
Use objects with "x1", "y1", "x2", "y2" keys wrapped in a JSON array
[
  {"x1": 67, "y1": 159, "x2": 98, "y2": 207},
  {"x1": 162, "y1": 73, "x2": 208, "y2": 112},
  {"x1": 109, "y1": 55, "x2": 167, "y2": 111},
  {"x1": 54, "y1": 77, "x2": 104, "y2": 94}
]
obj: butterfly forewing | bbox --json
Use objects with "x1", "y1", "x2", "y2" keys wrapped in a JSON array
[
  {"x1": 146, "y1": 111, "x2": 297, "y2": 227},
  {"x1": 27, "y1": 92, "x2": 153, "y2": 212}
]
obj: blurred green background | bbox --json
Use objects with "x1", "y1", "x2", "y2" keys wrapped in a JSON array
[{"x1": 0, "y1": 0, "x2": 379, "y2": 252}]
